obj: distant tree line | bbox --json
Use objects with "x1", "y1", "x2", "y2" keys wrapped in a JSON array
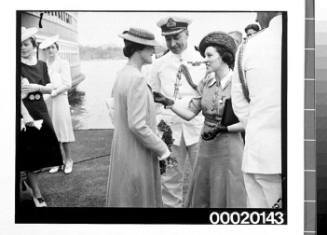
[{"x1": 79, "y1": 45, "x2": 125, "y2": 60}]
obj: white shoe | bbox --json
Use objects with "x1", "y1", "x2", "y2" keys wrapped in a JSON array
[
  {"x1": 22, "y1": 180, "x2": 47, "y2": 207},
  {"x1": 64, "y1": 160, "x2": 73, "y2": 174},
  {"x1": 49, "y1": 166, "x2": 60, "y2": 174},
  {"x1": 32, "y1": 196, "x2": 47, "y2": 207}
]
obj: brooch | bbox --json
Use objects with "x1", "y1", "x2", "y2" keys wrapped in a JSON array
[
  {"x1": 35, "y1": 94, "x2": 41, "y2": 100},
  {"x1": 166, "y1": 18, "x2": 176, "y2": 28},
  {"x1": 28, "y1": 94, "x2": 35, "y2": 100}
]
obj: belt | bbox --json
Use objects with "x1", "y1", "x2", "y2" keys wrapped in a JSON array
[
  {"x1": 204, "y1": 117, "x2": 221, "y2": 127},
  {"x1": 27, "y1": 93, "x2": 42, "y2": 101}
]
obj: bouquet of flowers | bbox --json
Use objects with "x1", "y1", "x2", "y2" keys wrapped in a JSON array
[{"x1": 157, "y1": 119, "x2": 178, "y2": 174}]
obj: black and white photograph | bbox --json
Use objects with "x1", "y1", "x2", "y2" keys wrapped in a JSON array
[
  {"x1": 15, "y1": 10, "x2": 287, "y2": 225},
  {"x1": 0, "y1": 0, "x2": 311, "y2": 233}
]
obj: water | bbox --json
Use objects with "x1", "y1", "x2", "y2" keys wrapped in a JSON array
[{"x1": 71, "y1": 59, "x2": 127, "y2": 130}]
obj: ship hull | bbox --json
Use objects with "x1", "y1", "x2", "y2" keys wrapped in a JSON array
[{"x1": 20, "y1": 11, "x2": 85, "y2": 88}]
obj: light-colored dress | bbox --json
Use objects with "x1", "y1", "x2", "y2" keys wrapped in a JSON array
[
  {"x1": 185, "y1": 71, "x2": 247, "y2": 208},
  {"x1": 106, "y1": 65, "x2": 169, "y2": 207},
  {"x1": 45, "y1": 57, "x2": 75, "y2": 143}
]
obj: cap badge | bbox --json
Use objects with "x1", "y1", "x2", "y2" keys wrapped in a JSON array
[{"x1": 166, "y1": 18, "x2": 176, "y2": 28}]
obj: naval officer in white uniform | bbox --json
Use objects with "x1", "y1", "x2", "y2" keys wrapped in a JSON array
[{"x1": 149, "y1": 16, "x2": 206, "y2": 207}]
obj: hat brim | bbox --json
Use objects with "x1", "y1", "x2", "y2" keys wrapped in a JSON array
[
  {"x1": 21, "y1": 28, "x2": 38, "y2": 42},
  {"x1": 119, "y1": 34, "x2": 160, "y2": 47},
  {"x1": 39, "y1": 35, "x2": 60, "y2": 49},
  {"x1": 161, "y1": 28, "x2": 186, "y2": 36}
]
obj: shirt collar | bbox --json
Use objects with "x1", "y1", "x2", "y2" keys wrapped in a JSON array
[
  {"x1": 170, "y1": 47, "x2": 191, "y2": 61},
  {"x1": 208, "y1": 70, "x2": 233, "y2": 89},
  {"x1": 207, "y1": 73, "x2": 216, "y2": 87}
]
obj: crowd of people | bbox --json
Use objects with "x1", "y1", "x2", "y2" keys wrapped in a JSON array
[{"x1": 19, "y1": 12, "x2": 283, "y2": 208}]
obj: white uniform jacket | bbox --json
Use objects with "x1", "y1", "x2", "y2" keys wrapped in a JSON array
[
  {"x1": 149, "y1": 49, "x2": 206, "y2": 146},
  {"x1": 231, "y1": 15, "x2": 283, "y2": 174}
]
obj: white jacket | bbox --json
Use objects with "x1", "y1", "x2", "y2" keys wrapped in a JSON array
[
  {"x1": 148, "y1": 49, "x2": 206, "y2": 146},
  {"x1": 232, "y1": 15, "x2": 282, "y2": 174}
]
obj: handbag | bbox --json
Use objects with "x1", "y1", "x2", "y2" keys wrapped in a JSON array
[{"x1": 221, "y1": 98, "x2": 239, "y2": 126}]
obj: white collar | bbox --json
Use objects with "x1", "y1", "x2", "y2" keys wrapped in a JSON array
[
  {"x1": 170, "y1": 47, "x2": 191, "y2": 61},
  {"x1": 208, "y1": 70, "x2": 233, "y2": 89}
]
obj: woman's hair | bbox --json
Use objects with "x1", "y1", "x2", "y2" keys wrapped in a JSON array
[
  {"x1": 123, "y1": 39, "x2": 147, "y2": 58},
  {"x1": 29, "y1": 37, "x2": 37, "y2": 48},
  {"x1": 198, "y1": 32, "x2": 236, "y2": 70},
  {"x1": 207, "y1": 44, "x2": 235, "y2": 70}
]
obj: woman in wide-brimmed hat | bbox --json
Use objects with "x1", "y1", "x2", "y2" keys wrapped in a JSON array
[
  {"x1": 39, "y1": 35, "x2": 75, "y2": 175},
  {"x1": 154, "y1": 31, "x2": 247, "y2": 208},
  {"x1": 20, "y1": 27, "x2": 63, "y2": 207},
  {"x1": 106, "y1": 28, "x2": 170, "y2": 207}
]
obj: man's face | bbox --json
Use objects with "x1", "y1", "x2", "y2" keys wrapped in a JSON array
[{"x1": 164, "y1": 30, "x2": 188, "y2": 54}]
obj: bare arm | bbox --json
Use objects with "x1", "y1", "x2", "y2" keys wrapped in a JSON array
[
  {"x1": 41, "y1": 84, "x2": 54, "y2": 94},
  {"x1": 21, "y1": 83, "x2": 53, "y2": 94},
  {"x1": 227, "y1": 121, "x2": 244, "y2": 132}
]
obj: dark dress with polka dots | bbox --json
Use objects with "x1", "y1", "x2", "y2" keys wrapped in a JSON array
[{"x1": 19, "y1": 60, "x2": 63, "y2": 171}]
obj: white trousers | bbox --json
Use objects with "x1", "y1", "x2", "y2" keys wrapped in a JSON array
[
  {"x1": 161, "y1": 136, "x2": 198, "y2": 208},
  {"x1": 243, "y1": 173, "x2": 282, "y2": 208}
]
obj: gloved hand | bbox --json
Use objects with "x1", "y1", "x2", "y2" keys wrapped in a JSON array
[
  {"x1": 153, "y1": 91, "x2": 174, "y2": 108},
  {"x1": 201, "y1": 125, "x2": 228, "y2": 141}
]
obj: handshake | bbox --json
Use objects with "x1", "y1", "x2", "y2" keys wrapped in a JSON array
[{"x1": 152, "y1": 91, "x2": 174, "y2": 108}]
